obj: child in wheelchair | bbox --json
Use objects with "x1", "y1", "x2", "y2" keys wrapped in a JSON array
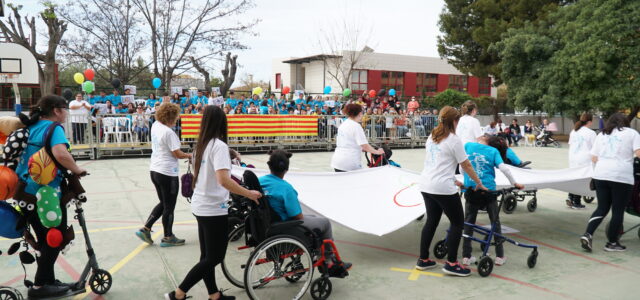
[
  {"x1": 259, "y1": 149, "x2": 352, "y2": 277},
  {"x1": 461, "y1": 135, "x2": 524, "y2": 266}
]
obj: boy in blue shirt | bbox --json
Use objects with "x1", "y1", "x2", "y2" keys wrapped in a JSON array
[
  {"x1": 192, "y1": 90, "x2": 207, "y2": 105},
  {"x1": 462, "y1": 134, "x2": 523, "y2": 267},
  {"x1": 107, "y1": 89, "x2": 122, "y2": 106},
  {"x1": 226, "y1": 92, "x2": 237, "y2": 108},
  {"x1": 259, "y1": 150, "x2": 352, "y2": 275}
]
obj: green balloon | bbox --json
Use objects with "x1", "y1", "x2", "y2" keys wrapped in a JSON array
[
  {"x1": 36, "y1": 186, "x2": 62, "y2": 228},
  {"x1": 343, "y1": 88, "x2": 352, "y2": 97},
  {"x1": 82, "y1": 81, "x2": 95, "y2": 94}
]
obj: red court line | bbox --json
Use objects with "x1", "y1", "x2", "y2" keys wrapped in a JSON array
[
  {"x1": 0, "y1": 275, "x2": 23, "y2": 287},
  {"x1": 335, "y1": 239, "x2": 574, "y2": 300},
  {"x1": 56, "y1": 256, "x2": 81, "y2": 280}
]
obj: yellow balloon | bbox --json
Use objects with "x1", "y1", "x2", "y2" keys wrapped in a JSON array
[
  {"x1": 73, "y1": 73, "x2": 85, "y2": 85},
  {"x1": 253, "y1": 87, "x2": 263, "y2": 95}
]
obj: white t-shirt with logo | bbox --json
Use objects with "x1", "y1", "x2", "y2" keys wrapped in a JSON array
[
  {"x1": 150, "y1": 122, "x2": 181, "y2": 177},
  {"x1": 331, "y1": 119, "x2": 368, "y2": 171},
  {"x1": 191, "y1": 139, "x2": 231, "y2": 216},
  {"x1": 420, "y1": 133, "x2": 468, "y2": 195},
  {"x1": 69, "y1": 100, "x2": 90, "y2": 123},
  {"x1": 456, "y1": 115, "x2": 482, "y2": 145},
  {"x1": 208, "y1": 96, "x2": 224, "y2": 106},
  {"x1": 568, "y1": 126, "x2": 597, "y2": 168},
  {"x1": 591, "y1": 127, "x2": 640, "y2": 185}
]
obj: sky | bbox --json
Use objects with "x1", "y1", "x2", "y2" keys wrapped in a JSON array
[{"x1": 11, "y1": 0, "x2": 446, "y2": 84}]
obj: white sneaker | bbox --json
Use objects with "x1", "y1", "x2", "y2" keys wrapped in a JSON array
[
  {"x1": 495, "y1": 256, "x2": 507, "y2": 266},
  {"x1": 462, "y1": 256, "x2": 476, "y2": 266}
]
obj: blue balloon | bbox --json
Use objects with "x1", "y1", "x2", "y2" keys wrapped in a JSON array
[
  {"x1": 152, "y1": 77, "x2": 162, "y2": 89},
  {"x1": 323, "y1": 86, "x2": 332, "y2": 95},
  {"x1": 389, "y1": 89, "x2": 396, "y2": 96}
]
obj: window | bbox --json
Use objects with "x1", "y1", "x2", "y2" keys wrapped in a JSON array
[
  {"x1": 416, "y1": 73, "x2": 437, "y2": 94},
  {"x1": 479, "y1": 77, "x2": 491, "y2": 95},
  {"x1": 275, "y1": 73, "x2": 282, "y2": 89},
  {"x1": 448, "y1": 75, "x2": 468, "y2": 92},
  {"x1": 381, "y1": 71, "x2": 404, "y2": 95},
  {"x1": 350, "y1": 70, "x2": 368, "y2": 93}
]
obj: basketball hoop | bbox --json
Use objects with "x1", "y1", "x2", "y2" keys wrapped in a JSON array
[{"x1": 0, "y1": 73, "x2": 18, "y2": 84}]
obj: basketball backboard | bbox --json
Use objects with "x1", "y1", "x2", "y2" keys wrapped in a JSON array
[{"x1": 0, "y1": 42, "x2": 39, "y2": 84}]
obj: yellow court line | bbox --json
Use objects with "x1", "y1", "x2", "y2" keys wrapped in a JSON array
[
  {"x1": 390, "y1": 267, "x2": 444, "y2": 280},
  {"x1": 72, "y1": 231, "x2": 164, "y2": 300}
]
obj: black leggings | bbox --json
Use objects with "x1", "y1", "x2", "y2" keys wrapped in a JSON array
[
  {"x1": 145, "y1": 171, "x2": 179, "y2": 237},
  {"x1": 586, "y1": 179, "x2": 632, "y2": 242},
  {"x1": 178, "y1": 215, "x2": 228, "y2": 295},
  {"x1": 27, "y1": 206, "x2": 68, "y2": 286},
  {"x1": 420, "y1": 192, "x2": 464, "y2": 263}
]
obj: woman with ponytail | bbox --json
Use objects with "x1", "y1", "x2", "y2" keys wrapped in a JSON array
[
  {"x1": 165, "y1": 105, "x2": 261, "y2": 300},
  {"x1": 456, "y1": 100, "x2": 483, "y2": 145},
  {"x1": 416, "y1": 106, "x2": 486, "y2": 277},
  {"x1": 567, "y1": 113, "x2": 596, "y2": 209},
  {"x1": 15, "y1": 95, "x2": 87, "y2": 298}
]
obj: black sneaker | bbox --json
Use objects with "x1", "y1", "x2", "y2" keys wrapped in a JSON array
[
  {"x1": 571, "y1": 202, "x2": 586, "y2": 209},
  {"x1": 328, "y1": 261, "x2": 352, "y2": 278},
  {"x1": 442, "y1": 261, "x2": 471, "y2": 277},
  {"x1": 164, "y1": 291, "x2": 192, "y2": 300},
  {"x1": 604, "y1": 241, "x2": 626, "y2": 252},
  {"x1": 581, "y1": 233, "x2": 593, "y2": 252},
  {"x1": 28, "y1": 285, "x2": 70, "y2": 298},
  {"x1": 216, "y1": 290, "x2": 236, "y2": 300},
  {"x1": 415, "y1": 258, "x2": 437, "y2": 270}
]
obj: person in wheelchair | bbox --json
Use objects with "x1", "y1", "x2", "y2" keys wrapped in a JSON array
[
  {"x1": 461, "y1": 135, "x2": 524, "y2": 267},
  {"x1": 259, "y1": 149, "x2": 352, "y2": 276}
]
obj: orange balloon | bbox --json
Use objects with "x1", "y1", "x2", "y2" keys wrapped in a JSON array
[
  {"x1": 0, "y1": 166, "x2": 18, "y2": 200},
  {"x1": 368, "y1": 89, "x2": 376, "y2": 98},
  {"x1": 0, "y1": 132, "x2": 6, "y2": 145},
  {"x1": 282, "y1": 86, "x2": 291, "y2": 94}
]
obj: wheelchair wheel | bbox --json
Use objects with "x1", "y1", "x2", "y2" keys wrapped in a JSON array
[
  {"x1": 535, "y1": 140, "x2": 543, "y2": 147},
  {"x1": 433, "y1": 240, "x2": 447, "y2": 259},
  {"x1": 244, "y1": 235, "x2": 314, "y2": 300},
  {"x1": 552, "y1": 141, "x2": 560, "y2": 148},
  {"x1": 310, "y1": 277, "x2": 332, "y2": 300},
  {"x1": 502, "y1": 194, "x2": 517, "y2": 214},
  {"x1": 583, "y1": 196, "x2": 595, "y2": 204},
  {"x1": 222, "y1": 224, "x2": 252, "y2": 288},
  {"x1": 477, "y1": 256, "x2": 493, "y2": 277},
  {"x1": 527, "y1": 250, "x2": 538, "y2": 268},
  {"x1": 0, "y1": 287, "x2": 23, "y2": 300},
  {"x1": 527, "y1": 198, "x2": 537, "y2": 212}
]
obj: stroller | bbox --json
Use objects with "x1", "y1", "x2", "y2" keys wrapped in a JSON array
[
  {"x1": 365, "y1": 145, "x2": 400, "y2": 168},
  {"x1": 606, "y1": 157, "x2": 640, "y2": 239},
  {"x1": 535, "y1": 126, "x2": 560, "y2": 148}
]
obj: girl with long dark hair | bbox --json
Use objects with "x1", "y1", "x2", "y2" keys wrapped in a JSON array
[
  {"x1": 165, "y1": 106, "x2": 261, "y2": 300},
  {"x1": 581, "y1": 113, "x2": 640, "y2": 252},
  {"x1": 416, "y1": 106, "x2": 486, "y2": 277},
  {"x1": 567, "y1": 113, "x2": 596, "y2": 209}
]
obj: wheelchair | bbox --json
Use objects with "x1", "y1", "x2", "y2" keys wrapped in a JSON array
[{"x1": 222, "y1": 171, "x2": 348, "y2": 300}]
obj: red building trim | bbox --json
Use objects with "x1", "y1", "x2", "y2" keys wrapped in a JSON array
[
  {"x1": 367, "y1": 70, "x2": 382, "y2": 94},
  {"x1": 436, "y1": 74, "x2": 449, "y2": 93},
  {"x1": 403, "y1": 72, "x2": 417, "y2": 97},
  {"x1": 468, "y1": 76, "x2": 479, "y2": 98}
]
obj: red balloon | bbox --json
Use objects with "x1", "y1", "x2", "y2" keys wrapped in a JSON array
[
  {"x1": 368, "y1": 89, "x2": 376, "y2": 98},
  {"x1": 46, "y1": 228, "x2": 63, "y2": 248},
  {"x1": 282, "y1": 86, "x2": 290, "y2": 94},
  {"x1": 84, "y1": 69, "x2": 95, "y2": 81}
]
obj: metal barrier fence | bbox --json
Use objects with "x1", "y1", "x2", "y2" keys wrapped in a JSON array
[{"x1": 61, "y1": 113, "x2": 437, "y2": 159}]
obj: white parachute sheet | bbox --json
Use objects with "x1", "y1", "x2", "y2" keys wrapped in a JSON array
[{"x1": 231, "y1": 165, "x2": 594, "y2": 236}]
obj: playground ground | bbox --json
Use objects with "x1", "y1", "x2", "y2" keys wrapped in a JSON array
[{"x1": 1, "y1": 145, "x2": 638, "y2": 300}]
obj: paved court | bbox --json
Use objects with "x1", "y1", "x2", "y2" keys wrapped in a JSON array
[{"x1": 1, "y1": 146, "x2": 638, "y2": 300}]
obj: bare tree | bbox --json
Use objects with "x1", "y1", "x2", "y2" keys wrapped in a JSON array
[
  {"x1": 317, "y1": 17, "x2": 375, "y2": 91},
  {"x1": 219, "y1": 52, "x2": 237, "y2": 97},
  {"x1": 0, "y1": 3, "x2": 67, "y2": 94},
  {"x1": 59, "y1": 0, "x2": 149, "y2": 86},
  {"x1": 132, "y1": 0, "x2": 257, "y2": 89},
  {"x1": 189, "y1": 56, "x2": 211, "y2": 92}
]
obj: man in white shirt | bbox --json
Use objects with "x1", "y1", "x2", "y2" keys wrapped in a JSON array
[{"x1": 69, "y1": 93, "x2": 92, "y2": 144}]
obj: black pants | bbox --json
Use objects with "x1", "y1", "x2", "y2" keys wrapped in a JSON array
[
  {"x1": 145, "y1": 171, "x2": 179, "y2": 237},
  {"x1": 586, "y1": 179, "x2": 632, "y2": 242},
  {"x1": 178, "y1": 215, "x2": 228, "y2": 295},
  {"x1": 568, "y1": 193, "x2": 582, "y2": 204},
  {"x1": 420, "y1": 192, "x2": 464, "y2": 263},
  {"x1": 72, "y1": 122, "x2": 87, "y2": 144},
  {"x1": 462, "y1": 192, "x2": 503, "y2": 258},
  {"x1": 27, "y1": 205, "x2": 68, "y2": 286}
]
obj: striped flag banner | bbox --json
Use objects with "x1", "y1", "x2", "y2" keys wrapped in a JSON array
[{"x1": 180, "y1": 114, "x2": 319, "y2": 139}]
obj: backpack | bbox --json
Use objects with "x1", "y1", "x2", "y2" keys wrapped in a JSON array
[
  {"x1": 0, "y1": 201, "x2": 24, "y2": 239},
  {"x1": 181, "y1": 162, "x2": 194, "y2": 202},
  {"x1": 242, "y1": 170, "x2": 280, "y2": 246}
]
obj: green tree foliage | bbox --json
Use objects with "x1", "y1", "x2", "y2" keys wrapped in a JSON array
[
  {"x1": 437, "y1": 0, "x2": 570, "y2": 85},
  {"x1": 494, "y1": 0, "x2": 640, "y2": 118},
  {"x1": 432, "y1": 89, "x2": 472, "y2": 109}
]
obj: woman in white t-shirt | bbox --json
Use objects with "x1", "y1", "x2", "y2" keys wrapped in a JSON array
[
  {"x1": 581, "y1": 113, "x2": 640, "y2": 253},
  {"x1": 136, "y1": 103, "x2": 192, "y2": 247},
  {"x1": 69, "y1": 93, "x2": 92, "y2": 144},
  {"x1": 166, "y1": 106, "x2": 261, "y2": 300},
  {"x1": 456, "y1": 100, "x2": 483, "y2": 145},
  {"x1": 416, "y1": 106, "x2": 486, "y2": 277},
  {"x1": 330, "y1": 104, "x2": 384, "y2": 172},
  {"x1": 566, "y1": 113, "x2": 596, "y2": 209}
]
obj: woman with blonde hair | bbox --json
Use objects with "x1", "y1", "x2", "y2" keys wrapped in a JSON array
[
  {"x1": 136, "y1": 103, "x2": 192, "y2": 247},
  {"x1": 416, "y1": 106, "x2": 486, "y2": 277}
]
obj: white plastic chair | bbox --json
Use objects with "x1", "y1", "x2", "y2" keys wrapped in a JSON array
[
  {"x1": 102, "y1": 117, "x2": 119, "y2": 143},
  {"x1": 116, "y1": 117, "x2": 133, "y2": 143}
]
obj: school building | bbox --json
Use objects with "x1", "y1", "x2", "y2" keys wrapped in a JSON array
[{"x1": 271, "y1": 51, "x2": 497, "y2": 99}]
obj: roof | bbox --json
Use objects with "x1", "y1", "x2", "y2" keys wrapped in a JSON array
[{"x1": 282, "y1": 54, "x2": 341, "y2": 64}]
